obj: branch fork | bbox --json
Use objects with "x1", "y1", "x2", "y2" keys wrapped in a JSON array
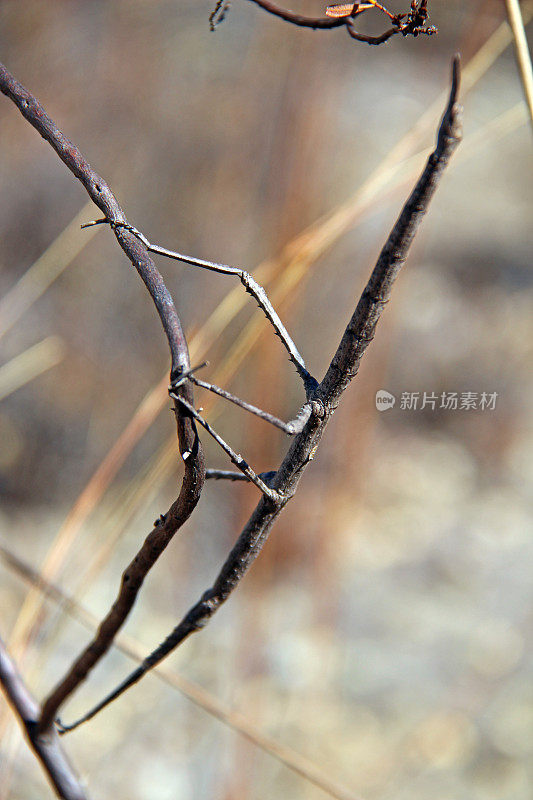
[
  {"x1": 54, "y1": 58, "x2": 462, "y2": 735},
  {"x1": 0, "y1": 36, "x2": 461, "y2": 800}
]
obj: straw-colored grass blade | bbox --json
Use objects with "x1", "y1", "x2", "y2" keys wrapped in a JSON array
[
  {"x1": 0, "y1": 336, "x2": 64, "y2": 401},
  {"x1": 504, "y1": 0, "x2": 533, "y2": 128}
]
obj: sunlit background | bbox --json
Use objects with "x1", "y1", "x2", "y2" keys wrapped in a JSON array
[{"x1": 0, "y1": 1, "x2": 532, "y2": 798}]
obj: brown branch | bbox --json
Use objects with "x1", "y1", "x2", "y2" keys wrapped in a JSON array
[
  {"x1": 0, "y1": 636, "x2": 89, "y2": 800},
  {"x1": 346, "y1": 19, "x2": 397, "y2": 45},
  {"x1": 318, "y1": 54, "x2": 462, "y2": 406},
  {"x1": 59, "y1": 56, "x2": 462, "y2": 733},
  {"x1": 0, "y1": 542, "x2": 366, "y2": 800},
  {"x1": 234, "y1": 0, "x2": 437, "y2": 45},
  {"x1": 0, "y1": 67, "x2": 187, "y2": 378},
  {"x1": 242, "y1": 0, "x2": 346, "y2": 29},
  {"x1": 0, "y1": 62, "x2": 207, "y2": 732}
]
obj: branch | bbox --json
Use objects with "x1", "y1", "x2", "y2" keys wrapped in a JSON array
[
  {"x1": 216, "y1": 0, "x2": 438, "y2": 45},
  {"x1": 0, "y1": 62, "x2": 207, "y2": 732},
  {"x1": 0, "y1": 637, "x2": 89, "y2": 800},
  {"x1": 318, "y1": 55, "x2": 462, "y2": 406},
  {"x1": 0, "y1": 67, "x2": 188, "y2": 379},
  {"x1": 241, "y1": 0, "x2": 346, "y2": 29},
  {"x1": 0, "y1": 543, "x2": 366, "y2": 800},
  {"x1": 58, "y1": 57, "x2": 462, "y2": 733}
]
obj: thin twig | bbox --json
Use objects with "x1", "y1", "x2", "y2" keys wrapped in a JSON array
[
  {"x1": 346, "y1": 19, "x2": 396, "y2": 45},
  {"x1": 239, "y1": 0, "x2": 437, "y2": 44},
  {"x1": 241, "y1": 0, "x2": 346, "y2": 29},
  {"x1": 210, "y1": 0, "x2": 233, "y2": 29},
  {"x1": 59, "y1": 57, "x2": 462, "y2": 733},
  {"x1": 0, "y1": 543, "x2": 364, "y2": 800},
  {"x1": 0, "y1": 61, "x2": 207, "y2": 733},
  {"x1": 318, "y1": 56, "x2": 462, "y2": 406},
  {"x1": 0, "y1": 70, "x2": 187, "y2": 378},
  {"x1": 504, "y1": 0, "x2": 533, "y2": 129},
  {"x1": 171, "y1": 359, "x2": 311, "y2": 436},
  {"x1": 0, "y1": 637, "x2": 89, "y2": 800}
]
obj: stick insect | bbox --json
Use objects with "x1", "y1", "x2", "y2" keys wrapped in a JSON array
[{"x1": 82, "y1": 218, "x2": 319, "y2": 496}]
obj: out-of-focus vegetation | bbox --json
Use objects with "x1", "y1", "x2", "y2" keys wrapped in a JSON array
[{"x1": 0, "y1": 1, "x2": 531, "y2": 798}]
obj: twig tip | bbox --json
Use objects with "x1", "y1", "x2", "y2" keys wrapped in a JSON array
[{"x1": 80, "y1": 218, "x2": 107, "y2": 230}]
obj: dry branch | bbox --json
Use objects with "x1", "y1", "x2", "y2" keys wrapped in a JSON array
[
  {"x1": 0, "y1": 62, "x2": 207, "y2": 734},
  {"x1": 59, "y1": 56, "x2": 463, "y2": 733},
  {"x1": 0, "y1": 637, "x2": 89, "y2": 800},
  {"x1": 0, "y1": 544, "x2": 363, "y2": 800},
  {"x1": 212, "y1": 0, "x2": 437, "y2": 45}
]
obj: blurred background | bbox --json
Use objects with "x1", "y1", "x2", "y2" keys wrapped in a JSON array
[{"x1": 0, "y1": 1, "x2": 532, "y2": 798}]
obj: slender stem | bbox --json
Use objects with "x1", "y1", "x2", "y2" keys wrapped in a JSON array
[
  {"x1": 0, "y1": 637, "x2": 89, "y2": 800},
  {"x1": 210, "y1": 0, "x2": 232, "y2": 29},
  {"x1": 244, "y1": 0, "x2": 346, "y2": 29},
  {"x1": 0, "y1": 543, "x2": 366, "y2": 800},
  {"x1": 0, "y1": 68, "x2": 190, "y2": 378},
  {"x1": 0, "y1": 60, "x2": 207, "y2": 732},
  {"x1": 318, "y1": 56, "x2": 462, "y2": 406},
  {"x1": 361, "y1": 1, "x2": 399, "y2": 22},
  {"x1": 346, "y1": 19, "x2": 397, "y2": 44},
  {"x1": 243, "y1": 0, "x2": 436, "y2": 42}
]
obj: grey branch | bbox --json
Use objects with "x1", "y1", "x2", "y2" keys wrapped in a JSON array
[
  {"x1": 0, "y1": 636, "x2": 89, "y2": 800},
  {"x1": 58, "y1": 57, "x2": 462, "y2": 734},
  {"x1": 0, "y1": 60, "x2": 207, "y2": 734}
]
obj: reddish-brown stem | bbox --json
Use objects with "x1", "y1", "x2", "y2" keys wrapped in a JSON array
[
  {"x1": 244, "y1": 0, "x2": 345, "y2": 28},
  {"x1": 241, "y1": 0, "x2": 436, "y2": 43}
]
